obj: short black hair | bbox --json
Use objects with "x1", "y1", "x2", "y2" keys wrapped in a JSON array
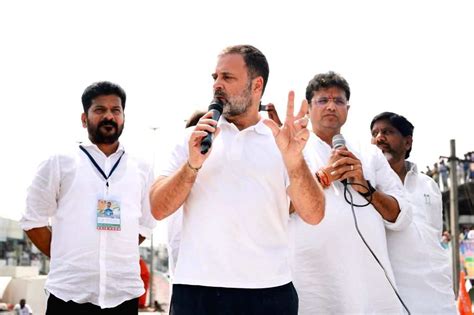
[
  {"x1": 306, "y1": 71, "x2": 350, "y2": 104},
  {"x1": 370, "y1": 111, "x2": 414, "y2": 158},
  {"x1": 220, "y1": 45, "x2": 269, "y2": 95},
  {"x1": 81, "y1": 81, "x2": 126, "y2": 113}
]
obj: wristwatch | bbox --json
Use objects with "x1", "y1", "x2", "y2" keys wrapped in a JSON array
[{"x1": 359, "y1": 180, "x2": 376, "y2": 199}]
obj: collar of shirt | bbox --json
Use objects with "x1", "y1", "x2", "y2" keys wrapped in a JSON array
[
  {"x1": 406, "y1": 160, "x2": 418, "y2": 174},
  {"x1": 311, "y1": 133, "x2": 357, "y2": 155},
  {"x1": 217, "y1": 115, "x2": 272, "y2": 136},
  {"x1": 404, "y1": 161, "x2": 419, "y2": 188},
  {"x1": 79, "y1": 139, "x2": 125, "y2": 156}
]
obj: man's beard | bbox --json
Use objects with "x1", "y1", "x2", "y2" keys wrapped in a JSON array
[
  {"x1": 377, "y1": 142, "x2": 403, "y2": 164},
  {"x1": 87, "y1": 118, "x2": 124, "y2": 144},
  {"x1": 216, "y1": 81, "x2": 253, "y2": 117}
]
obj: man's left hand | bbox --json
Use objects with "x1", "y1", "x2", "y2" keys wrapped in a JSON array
[
  {"x1": 264, "y1": 91, "x2": 309, "y2": 168},
  {"x1": 331, "y1": 149, "x2": 369, "y2": 193}
]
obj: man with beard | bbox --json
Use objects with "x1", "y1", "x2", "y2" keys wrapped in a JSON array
[
  {"x1": 21, "y1": 81, "x2": 156, "y2": 314},
  {"x1": 370, "y1": 112, "x2": 456, "y2": 314},
  {"x1": 149, "y1": 45, "x2": 325, "y2": 315},
  {"x1": 290, "y1": 71, "x2": 412, "y2": 314}
]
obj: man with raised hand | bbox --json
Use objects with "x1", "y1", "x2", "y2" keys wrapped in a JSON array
[{"x1": 150, "y1": 45, "x2": 324, "y2": 315}]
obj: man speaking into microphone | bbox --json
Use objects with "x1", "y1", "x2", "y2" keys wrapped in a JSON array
[
  {"x1": 290, "y1": 71, "x2": 412, "y2": 314},
  {"x1": 149, "y1": 45, "x2": 324, "y2": 315}
]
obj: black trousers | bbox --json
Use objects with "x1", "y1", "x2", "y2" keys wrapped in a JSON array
[
  {"x1": 170, "y1": 282, "x2": 298, "y2": 315},
  {"x1": 46, "y1": 293, "x2": 138, "y2": 315}
]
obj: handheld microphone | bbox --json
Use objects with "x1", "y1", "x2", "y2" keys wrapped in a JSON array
[
  {"x1": 332, "y1": 134, "x2": 348, "y2": 186},
  {"x1": 332, "y1": 134, "x2": 346, "y2": 150},
  {"x1": 200, "y1": 98, "x2": 224, "y2": 154}
]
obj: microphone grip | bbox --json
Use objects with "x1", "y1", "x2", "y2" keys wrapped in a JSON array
[{"x1": 200, "y1": 109, "x2": 221, "y2": 154}]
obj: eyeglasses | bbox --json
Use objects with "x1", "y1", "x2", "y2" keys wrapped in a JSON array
[{"x1": 312, "y1": 97, "x2": 348, "y2": 107}]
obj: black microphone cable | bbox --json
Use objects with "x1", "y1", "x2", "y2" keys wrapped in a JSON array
[{"x1": 342, "y1": 182, "x2": 411, "y2": 315}]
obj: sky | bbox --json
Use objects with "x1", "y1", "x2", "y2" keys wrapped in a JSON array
[{"x1": 1, "y1": 0, "x2": 473, "y2": 244}]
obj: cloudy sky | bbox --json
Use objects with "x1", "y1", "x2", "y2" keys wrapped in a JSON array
[{"x1": 1, "y1": 0, "x2": 472, "y2": 243}]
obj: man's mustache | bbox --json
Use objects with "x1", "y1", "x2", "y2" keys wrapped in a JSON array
[
  {"x1": 99, "y1": 120, "x2": 118, "y2": 128},
  {"x1": 214, "y1": 90, "x2": 228, "y2": 103}
]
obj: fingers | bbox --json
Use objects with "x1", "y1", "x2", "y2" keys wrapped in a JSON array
[
  {"x1": 334, "y1": 149, "x2": 357, "y2": 159},
  {"x1": 195, "y1": 123, "x2": 217, "y2": 134},
  {"x1": 189, "y1": 130, "x2": 208, "y2": 145},
  {"x1": 331, "y1": 161, "x2": 363, "y2": 182},
  {"x1": 188, "y1": 126, "x2": 221, "y2": 165},
  {"x1": 195, "y1": 115, "x2": 218, "y2": 133},
  {"x1": 263, "y1": 119, "x2": 280, "y2": 137},
  {"x1": 332, "y1": 156, "x2": 360, "y2": 169},
  {"x1": 294, "y1": 128, "x2": 309, "y2": 142},
  {"x1": 285, "y1": 92, "x2": 309, "y2": 127},
  {"x1": 265, "y1": 103, "x2": 275, "y2": 111},
  {"x1": 295, "y1": 99, "x2": 309, "y2": 120},
  {"x1": 286, "y1": 91, "x2": 295, "y2": 122},
  {"x1": 294, "y1": 116, "x2": 308, "y2": 130},
  {"x1": 338, "y1": 167, "x2": 362, "y2": 182},
  {"x1": 201, "y1": 110, "x2": 215, "y2": 119},
  {"x1": 330, "y1": 164, "x2": 358, "y2": 181}
]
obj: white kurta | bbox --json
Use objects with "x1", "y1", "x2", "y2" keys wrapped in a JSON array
[
  {"x1": 386, "y1": 161, "x2": 456, "y2": 314},
  {"x1": 21, "y1": 142, "x2": 156, "y2": 308},
  {"x1": 291, "y1": 134, "x2": 411, "y2": 314}
]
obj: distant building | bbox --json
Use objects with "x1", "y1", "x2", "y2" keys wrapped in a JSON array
[
  {"x1": 0, "y1": 217, "x2": 24, "y2": 267},
  {"x1": 0, "y1": 217, "x2": 49, "y2": 274}
]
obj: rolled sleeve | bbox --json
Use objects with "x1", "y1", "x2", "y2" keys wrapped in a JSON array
[
  {"x1": 159, "y1": 129, "x2": 190, "y2": 177},
  {"x1": 372, "y1": 149, "x2": 413, "y2": 231},
  {"x1": 20, "y1": 156, "x2": 59, "y2": 231},
  {"x1": 383, "y1": 192, "x2": 413, "y2": 231}
]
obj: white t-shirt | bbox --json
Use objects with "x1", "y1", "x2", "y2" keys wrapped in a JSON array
[
  {"x1": 166, "y1": 207, "x2": 183, "y2": 277},
  {"x1": 290, "y1": 134, "x2": 411, "y2": 314},
  {"x1": 21, "y1": 142, "x2": 157, "y2": 308},
  {"x1": 160, "y1": 117, "x2": 292, "y2": 288},
  {"x1": 14, "y1": 304, "x2": 32, "y2": 315},
  {"x1": 386, "y1": 161, "x2": 456, "y2": 314}
]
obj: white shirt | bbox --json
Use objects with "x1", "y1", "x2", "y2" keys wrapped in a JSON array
[
  {"x1": 290, "y1": 134, "x2": 411, "y2": 314},
  {"x1": 386, "y1": 161, "x2": 456, "y2": 314},
  {"x1": 160, "y1": 117, "x2": 292, "y2": 288},
  {"x1": 166, "y1": 207, "x2": 183, "y2": 277},
  {"x1": 20, "y1": 142, "x2": 156, "y2": 308},
  {"x1": 13, "y1": 304, "x2": 32, "y2": 315}
]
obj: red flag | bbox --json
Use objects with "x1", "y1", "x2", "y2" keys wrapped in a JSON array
[{"x1": 458, "y1": 270, "x2": 473, "y2": 315}]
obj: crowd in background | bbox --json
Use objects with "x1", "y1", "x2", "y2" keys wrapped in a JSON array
[{"x1": 424, "y1": 151, "x2": 474, "y2": 191}]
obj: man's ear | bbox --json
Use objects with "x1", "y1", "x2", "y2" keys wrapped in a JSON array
[
  {"x1": 405, "y1": 135, "x2": 413, "y2": 151},
  {"x1": 253, "y1": 76, "x2": 264, "y2": 94},
  {"x1": 81, "y1": 113, "x2": 87, "y2": 128}
]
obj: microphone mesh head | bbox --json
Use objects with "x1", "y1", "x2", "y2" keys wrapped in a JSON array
[
  {"x1": 332, "y1": 134, "x2": 346, "y2": 149},
  {"x1": 209, "y1": 99, "x2": 224, "y2": 113}
]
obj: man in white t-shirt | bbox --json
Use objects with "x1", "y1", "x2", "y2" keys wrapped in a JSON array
[
  {"x1": 13, "y1": 299, "x2": 33, "y2": 315},
  {"x1": 150, "y1": 44, "x2": 325, "y2": 315},
  {"x1": 371, "y1": 111, "x2": 456, "y2": 314}
]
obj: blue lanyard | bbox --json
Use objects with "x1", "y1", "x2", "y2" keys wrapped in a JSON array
[{"x1": 79, "y1": 145, "x2": 125, "y2": 188}]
